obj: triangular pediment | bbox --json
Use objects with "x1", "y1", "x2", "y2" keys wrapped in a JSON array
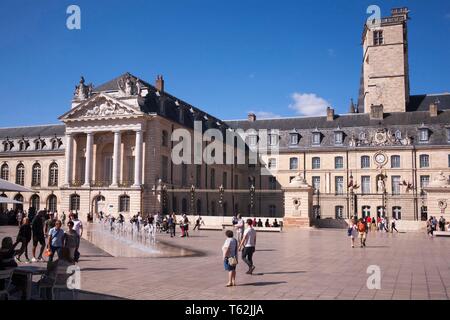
[{"x1": 59, "y1": 93, "x2": 144, "y2": 121}]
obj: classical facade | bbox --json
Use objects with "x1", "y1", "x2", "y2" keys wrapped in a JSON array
[{"x1": 0, "y1": 7, "x2": 449, "y2": 225}]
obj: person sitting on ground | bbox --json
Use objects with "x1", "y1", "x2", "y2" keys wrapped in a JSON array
[
  {"x1": 265, "y1": 219, "x2": 270, "y2": 228},
  {"x1": 272, "y1": 219, "x2": 279, "y2": 228},
  {"x1": 257, "y1": 219, "x2": 263, "y2": 228}
]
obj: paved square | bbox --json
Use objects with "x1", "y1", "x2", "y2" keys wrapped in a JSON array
[{"x1": 1, "y1": 225, "x2": 450, "y2": 300}]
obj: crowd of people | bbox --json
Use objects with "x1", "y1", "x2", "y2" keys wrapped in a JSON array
[
  {"x1": 426, "y1": 216, "x2": 449, "y2": 236},
  {"x1": 347, "y1": 215, "x2": 400, "y2": 248}
]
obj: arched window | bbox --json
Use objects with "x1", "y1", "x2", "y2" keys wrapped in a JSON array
[
  {"x1": 362, "y1": 206, "x2": 371, "y2": 218},
  {"x1": 47, "y1": 195, "x2": 57, "y2": 213},
  {"x1": 51, "y1": 140, "x2": 58, "y2": 150},
  {"x1": 392, "y1": 206, "x2": 402, "y2": 220},
  {"x1": 19, "y1": 141, "x2": 26, "y2": 151},
  {"x1": 361, "y1": 156, "x2": 370, "y2": 169},
  {"x1": 13, "y1": 194, "x2": 23, "y2": 211},
  {"x1": 35, "y1": 140, "x2": 41, "y2": 150},
  {"x1": 1, "y1": 164, "x2": 9, "y2": 180},
  {"x1": 0, "y1": 193, "x2": 7, "y2": 213},
  {"x1": 16, "y1": 164, "x2": 25, "y2": 186},
  {"x1": 32, "y1": 163, "x2": 41, "y2": 186},
  {"x1": 30, "y1": 194, "x2": 40, "y2": 211},
  {"x1": 119, "y1": 195, "x2": 130, "y2": 212},
  {"x1": 48, "y1": 163, "x2": 59, "y2": 187},
  {"x1": 70, "y1": 194, "x2": 80, "y2": 212}
]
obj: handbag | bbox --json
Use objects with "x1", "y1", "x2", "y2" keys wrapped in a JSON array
[{"x1": 227, "y1": 239, "x2": 238, "y2": 267}]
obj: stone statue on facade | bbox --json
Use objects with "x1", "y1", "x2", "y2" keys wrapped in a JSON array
[
  {"x1": 117, "y1": 74, "x2": 138, "y2": 97},
  {"x1": 74, "y1": 76, "x2": 93, "y2": 101},
  {"x1": 377, "y1": 175, "x2": 386, "y2": 193}
]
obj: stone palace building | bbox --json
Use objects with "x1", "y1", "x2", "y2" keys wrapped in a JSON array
[{"x1": 0, "y1": 8, "x2": 449, "y2": 226}]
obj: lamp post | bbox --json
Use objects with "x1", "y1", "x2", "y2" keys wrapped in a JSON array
[
  {"x1": 250, "y1": 184, "x2": 255, "y2": 217},
  {"x1": 190, "y1": 184, "x2": 196, "y2": 216}
]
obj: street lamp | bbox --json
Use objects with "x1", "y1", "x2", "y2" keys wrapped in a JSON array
[
  {"x1": 190, "y1": 184, "x2": 196, "y2": 215},
  {"x1": 250, "y1": 184, "x2": 255, "y2": 217}
]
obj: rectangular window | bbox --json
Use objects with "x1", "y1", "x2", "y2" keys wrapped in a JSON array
[
  {"x1": 361, "y1": 156, "x2": 370, "y2": 169},
  {"x1": 248, "y1": 135, "x2": 257, "y2": 146},
  {"x1": 335, "y1": 176, "x2": 344, "y2": 195},
  {"x1": 335, "y1": 157, "x2": 344, "y2": 169},
  {"x1": 210, "y1": 169, "x2": 216, "y2": 189},
  {"x1": 391, "y1": 155, "x2": 401, "y2": 168},
  {"x1": 448, "y1": 154, "x2": 450, "y2": 168},
  {"x1": 104, "y1": 156, "x2": 113, "y2": 184},
  {"x1": 128, "y1": 156, "x2": 135, "y2": 184},
  {"x1": 420, "y1": 175, "x2": 430, "y2": 189},
  {"x1": 312, "y1": 176, "x2": 320, "y2": 193},
  {"x1": 392, "y1": 176, "x2": 401, "y2": 195},
  {"x1": 447, "y1": 128, "x2": 450, "y2": 142},
  {"x1": 334, "y1": 132, "x2": 343, "y2": 145},
  {"x1": 419, "y1": 129, "x2": 429, "y2": 142},
  {"x1": 312, "y1": 133, "x2": 321, "y2": 145},
  {"x1": 312, "y1": 157, "x2": 320, "y2": 170},
  {"x1": 361, "y1": 176, "x2": 371, "y2": 194},
  {"x1": 268, "y1": 134, "x2": 278, "y2": 146},
  {"x1": 181, "y1": 163, "x2": 187, "y2": 186},
  {"x1": 290, "y1": 134, "x2": 299, "y2": 145},
  {"x1": 234, "y1": 174, "x2": 239, "y2": 189},
  {"x1": 289, "y1": 158, "x2": 298, "y2": 170},
  {"x1": 420, "y1": 155, "x2": 430, "y2": 168},
  {"x1": 374, "y1": 30, "x2": 384, "y2": 45}
]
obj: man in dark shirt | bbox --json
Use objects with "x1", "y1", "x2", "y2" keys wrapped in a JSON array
[{"x1": 31, "y1": 211, "x2": 46, "y2": 262}]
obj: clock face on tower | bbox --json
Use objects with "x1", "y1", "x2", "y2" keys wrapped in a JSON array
[{"x1": 375, "y1": 154, "x2": 386, "y2": 164}]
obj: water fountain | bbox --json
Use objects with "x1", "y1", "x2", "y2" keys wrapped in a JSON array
[{"x1": 83, "y1": 217, "x2": 197, "y2": 258}]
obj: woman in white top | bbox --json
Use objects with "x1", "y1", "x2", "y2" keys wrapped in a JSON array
[
  {"x1": 222, "y1": 230, "x2": 238, "y2": 287},
  {"x1": 348, "y1": 218, "x2": 358, "y2": 248}
]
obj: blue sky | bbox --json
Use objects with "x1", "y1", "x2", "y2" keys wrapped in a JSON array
[{"x1": 0, "y1": 0, "x2": 449, "y2": 127}]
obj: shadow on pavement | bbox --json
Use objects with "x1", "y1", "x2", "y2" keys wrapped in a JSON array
[{"x1": 238, "y1": 281, "x2": 287, "y2": 287}]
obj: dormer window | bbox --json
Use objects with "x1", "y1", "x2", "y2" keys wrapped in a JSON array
[
  {"x1": 19, "y1": 141, "x2": 26, "y2": 151},
  {"x1": 2, "y1": 140, "x2": 13, "y2": 152},
  {"x1": 447, "y1": 128, "x2": 450, "y2": 143},
  {"x1": 334, "y1": 130, "x2": 343, "y2": 145},
  {"x1": 395, "y1": 130, "x2": 402, "y2": 140},
  {"x1": 419, "y1": 128, "x2": 429, "y2": 143},
  {"x1": 312, "y1": 132, "x2": 321, "y2": 146},
  {"x1": 248, "y1": 135, "x2": 258, "y2": 146},
  {"x1": 268, "y1": 134, "x2": 278, "y2": 146},
  {"x1": 289, "y1": 132, "x2": 299, "y2": 145}
]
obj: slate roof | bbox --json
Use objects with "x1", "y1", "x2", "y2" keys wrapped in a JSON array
[
  {"x1": 407, "y1": 94, "x2": 450, "y2": 112},
  {"x1": 0, "y1": 124, "x2": 65, "y2": 139}
]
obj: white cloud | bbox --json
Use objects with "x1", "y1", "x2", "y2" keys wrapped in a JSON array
[
  {"x1": 288, "y1": 92, "x2": 330, "y2": 117},
  {"x1": 248, "y1": 111, "x2": 282, "y2": 119}
]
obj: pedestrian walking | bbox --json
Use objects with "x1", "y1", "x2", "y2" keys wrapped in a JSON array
[
  {"x1": 235, "y1": 214, "x2": 244, "y2": 244},
  {"x1": 47, "y1": 220, "x2": 64, "y2": 262},
  {"x1": 391, "y1": 219, "x2": 399, "y2": 233},
  {"x1": 64, "y1": 221, "x2": 80, "y2": 262},
  {"x1": 348, "y1": 218, "x2": 358, "y2": 248},
  {"x1": 357, "y1": 218, "x2": 367, "y2": 248},
  {"x1": 222, "y1": 230, "x2": 238, "y2": 287},
  {"x1": 239, "y1": 219, "x2": 256, "y2": 274},
  {"x1": 193, "y1": 216, "x2": 205, "y2": 231},
  {"x1": 14, "y1": 217, "x2": 32, "y2": 263},
  {"x1": 31, "y1": 211, "x2": 46, "y2": 262}
]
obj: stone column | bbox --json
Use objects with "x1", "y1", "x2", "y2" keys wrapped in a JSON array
[
  {"x1": 83, "y1": 132, "x2": 94, "y2": 187},
  {"x1": 111, "y1": 131, "x2": 122, "y2": 187},
  {"x1": 133, "y1": 130, "x2": 143, "y2": 187},
  {"x1": 64, "y1": 133, "x2": 73, "y2": 186}
]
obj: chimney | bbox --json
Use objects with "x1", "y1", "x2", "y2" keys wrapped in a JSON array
[
  {"x1": 155, "y1": 75, "x2": 164, "y2": 92},
  {"x1": 248, "y1": 113, "x2": 256, "y2": 122},
  {"x1": 370, "y1": 104, "x2": 384, "y2": 120},
  {"x1": 326, "y1": 107, "x2": 334, "y2": 121},
  {"x1": 429, "y1": 103, "x2": 438, "y2": 117}
]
